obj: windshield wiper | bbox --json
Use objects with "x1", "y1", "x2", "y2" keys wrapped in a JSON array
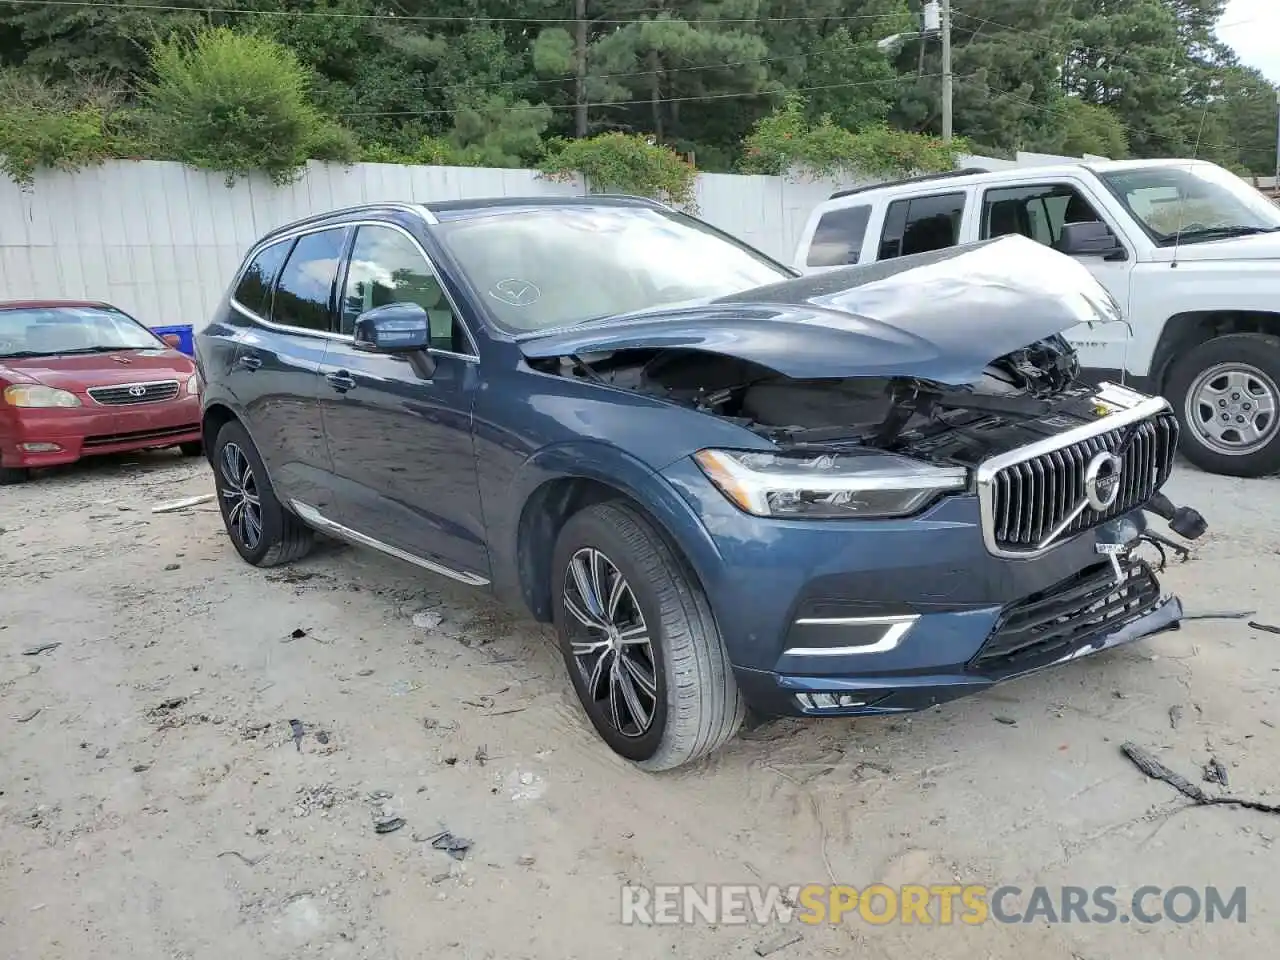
[{"x1": 1163, "y1": 225, "x2": 1280, "y2": 245}]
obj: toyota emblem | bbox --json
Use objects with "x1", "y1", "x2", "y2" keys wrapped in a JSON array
[
  {"x1": 128, "y1": 385, "x2": 147, "y2": 398},
  {"x1": 1083, "y1": 451, "x2": 1123, "y2": 512}
]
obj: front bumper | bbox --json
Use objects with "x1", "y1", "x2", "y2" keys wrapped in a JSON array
[
  {"x1": 659, "y1": 458, "x2": 1185, "y2": 719},
  {"x1": 0, "y1": 395, "x2": 201, "y2": 468}
]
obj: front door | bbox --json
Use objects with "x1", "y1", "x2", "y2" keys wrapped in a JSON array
[
  {"x1": 317, "y1": 222, "x2": 489, "y2": 582},
  {"x1": 978, "y1": 181, "x2": 1135, "y2": 372}
]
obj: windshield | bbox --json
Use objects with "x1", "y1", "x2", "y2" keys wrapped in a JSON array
[
  {"x1": 0, "y1": 305, "x2": 162, "y2": 358},
  {"x1": 434, "y1": 205, "x2": 793, "y2": 334},
  {"x1": 1099, "y1": 163, "x2": 1280, "y2": 245}
]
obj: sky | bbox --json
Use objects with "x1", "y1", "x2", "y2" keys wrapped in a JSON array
[{"x1": 1219, "y1": 0, "x2": 1280, "y2": 84}]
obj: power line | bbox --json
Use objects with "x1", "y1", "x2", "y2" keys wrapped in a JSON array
[
  {"x1": 343, "y1": 73, "x2": 940, "y2": 119},
  {"x1": 0, "y1": 0, "x2": 914, "y2": 27}
]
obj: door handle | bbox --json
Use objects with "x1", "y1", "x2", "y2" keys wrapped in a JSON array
[
  {"x1": 326, "y1": 371, "x2": 357, "y2": 393},
  {"x1": 236, "y1": 354, "x2": 263, "y2": 371}
]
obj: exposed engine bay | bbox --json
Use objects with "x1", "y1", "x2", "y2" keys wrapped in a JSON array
[{"x1": 529, "y1": 333, "x2": 1118, "y2": 469}]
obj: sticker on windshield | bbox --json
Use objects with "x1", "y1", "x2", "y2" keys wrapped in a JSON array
[{"x1": 489, "y1": 278, "x2": 541, "y2": 307}]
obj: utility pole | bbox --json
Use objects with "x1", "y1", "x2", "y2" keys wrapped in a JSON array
[
  {"x1": 574, "y1": 0, "x2": 588, "y2": 138},
  {"x1": 941, "y1": 0, "x2": 953, "y2": 142}
]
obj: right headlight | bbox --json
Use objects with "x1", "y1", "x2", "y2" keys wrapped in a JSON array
[
  {"x1": 693, "y1": 448, "x2": 967, "y2": 519},
  {"x1": 3, "y1": 385, "x2": 82, "y2": 408}
]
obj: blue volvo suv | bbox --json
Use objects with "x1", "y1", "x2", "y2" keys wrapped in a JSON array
[{"x1": 196, "y1": 196, "x2": 1204, "y2": 770}]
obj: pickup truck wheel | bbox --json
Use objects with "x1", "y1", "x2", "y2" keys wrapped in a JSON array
[
  {"x1": 212, "y1": 421, "x2": 314, "y2": 566},
  {"x1": 1167, "y1": 333, "x2": 1280, "y2": 478},
  {"x1": 551, "y1": 500, "x2": 745, "y2": 771}
]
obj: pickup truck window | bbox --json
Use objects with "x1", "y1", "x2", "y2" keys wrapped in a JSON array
[
  {"x1": 1099, "y1": 164, "x2": 1280, "y2": 244},
  {"x1": 878, "y1": 192, "x2": 965, "y2": 261},
  {"x1": 980, "y1": 184, "x2": 1108, "y2": 249},
  {"x1": 806, "y1": 205, "x2": 871, "y2": 266}
]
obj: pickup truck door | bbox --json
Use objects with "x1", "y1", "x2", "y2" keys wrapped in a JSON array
[{"x1": 974, "y1": 180, "x2": 1135, "y2": 373}]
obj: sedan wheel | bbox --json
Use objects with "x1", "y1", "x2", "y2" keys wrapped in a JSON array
[{"x1": 562, "y1": 547, "x2": 660, "y2": 738}]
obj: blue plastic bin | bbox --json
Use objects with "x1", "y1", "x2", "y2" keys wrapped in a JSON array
[{"x1": 151, "y1": 324, "x2": 195, "y2": 357}]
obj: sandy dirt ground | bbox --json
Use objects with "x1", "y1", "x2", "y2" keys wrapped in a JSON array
[{"x1": 2, "y1": 451, "x2": 1279, "y2": 959}]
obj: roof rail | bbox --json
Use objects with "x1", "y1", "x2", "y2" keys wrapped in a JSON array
[{"x1": 828, "y1": 167, "x2": 992, "y2": 201}]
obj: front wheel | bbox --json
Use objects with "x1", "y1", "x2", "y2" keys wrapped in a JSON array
[
  {"x1": 551, "y1": 500, "x2": 744, "y2": 771},
  {"x1": 211, "y1": 420, "x2": 313, "y2": 566},
  {"x1": 179, "y1": 440, "x2": 204, "y2": 457},
  {"x1": 0, "y1": 465, "x2": 29, "y2": 485},
  {"x1": 1166, "y1": 332, "x2": 1280, "y2": 478}
]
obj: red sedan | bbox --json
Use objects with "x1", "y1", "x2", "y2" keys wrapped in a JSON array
[{"x1": 0, "y1": 300, "x2": 203, "y2": 484}]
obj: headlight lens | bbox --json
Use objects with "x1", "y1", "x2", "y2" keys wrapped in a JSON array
[
  {"x1": 693, "y1": 449, "x2": 967, "y2": 519},
  {"x1": 3, "y1": 384, "x2": 82, "y2": 408},
  {"x1": 186, "y1": 373, "x2": 200, "y2": 396}
]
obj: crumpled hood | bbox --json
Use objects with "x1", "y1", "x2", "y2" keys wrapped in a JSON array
[{"x1": 518, "y1": 235, "x2": 1121, "y2": 383}]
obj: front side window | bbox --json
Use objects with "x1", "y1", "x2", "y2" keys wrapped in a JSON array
[
  {"x1": 980, "y1": 184, "x2": 1109, "y2": 249},
  {"x1": 1100, "y1": 163, "x2": 1280, "y2": 244},
  {"x1": 233, "y1": 240, "x2": 291, "y2": 317},
  {"x1": 340, "y1": 225, "x2": 470, "y2": 353},
  {"x1": 878, "y1": 192, "x2": 966, "y2": 260},
  {"x1": 807, "y1": 205, "x2": 872, "y2": 267},
  {"x1": 434, "y1": 206, "x2": 792, "y2": 334},
  {"x1": 271, "y1": 228, "x2": 350, "y2": 332},
  {"x1": 0, "y1": 305, "x2": 162, "y2": 358}
]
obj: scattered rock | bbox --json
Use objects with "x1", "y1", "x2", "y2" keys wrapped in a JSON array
[
  {"x1": 14, "y1": 708, "x2": 41, "y2": 723},
  {"x1": 356, "y1": 668, "x2": 375, "y2": 677},
  {"x1": 1169, "y1": 705, "x2": 1184, "y2": 730},
  {"x1": 374, "y1": 814, "x2": 406, "y2": 835},
  {"x1": 475, "y1": 745, "x2": 489, "y2": 767},
  {"x1": 412, "y1": 610, "x2": 443, "y2": 631},
  {"x1": 95, "y1": 747, "x2": 109, "y2": 759},
  {"x1": 993, "y1": 716, "x2": 1017, "y2": 726},
  {"x1": 163, "y1": 563, "x2": 181, "y2": 572},
  {"x1": 517, "y1": 855, "x2": 536, "y2": 867},
  {"x1": 428, "y1": 831, "x2": 472, "y2": 860},
  {"x1": 284, "y1": 628, "x2": 309, "y2": 642},
  {"x1": 22, "y1": 642, "x2": 60, "y2": 656},
  {"x1": 1203, "y1": 757, "x2": 1230, "y2": 787},
  {"x1": 132, "y1": 763, "x2": 151, "y2": 773},
  {"x1": 754, "y1": 931, "x2": 803, "y2": 956}
]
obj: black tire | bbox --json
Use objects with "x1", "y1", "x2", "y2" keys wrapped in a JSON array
[
  {"x1": 1165, "y1": 333, "x2": 1280, "y2": 478},
  {"x1": 211, "y1": 420, "x2": 313, "y2": 566},
  {"x1": 178, "y1": 440, "x2": 204, "y2": 457},
  {"x1": 551, "y1": 500, "x2": 744, "y2": 771},
  {"x1": 0, "y1": 465, "x2": 29, "y2": 485}
]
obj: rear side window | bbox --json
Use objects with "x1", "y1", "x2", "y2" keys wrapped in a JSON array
[
  {"x1": 806, "y1": 205, "x2": 871, "y2": 267},
  {"x1": 878, "y1": 192, "x2": 966, "y2": 260},
  {"x1": 271, "y1": 228, "x2": 350, "y2": 332},
  {"x1": 232, "y1": 240, "x2": 290, "y2": 317}
]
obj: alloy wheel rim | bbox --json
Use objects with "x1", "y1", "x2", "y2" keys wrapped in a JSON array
[
  {"x1": 1185, "y1": 362, "x2": 1279, "y2": 456},
  {"x1": 562, "y1": 547, "x2": 659, "y2": 738},
  {"x1": 219, "y1": 442, "x2": 263, "y2": 549}
]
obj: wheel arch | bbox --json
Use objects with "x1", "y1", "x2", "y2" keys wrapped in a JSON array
[
  {"x1": 1151, "y1": 310, "x2": 1280, "y2": 392},
  {"x1": 508, "y1": 447, "x2": 725, "y2": 626}
]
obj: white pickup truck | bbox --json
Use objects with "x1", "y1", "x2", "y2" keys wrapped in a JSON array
[{"x1": 793, "y1": 159, "x2": 1280, "y2": 477}]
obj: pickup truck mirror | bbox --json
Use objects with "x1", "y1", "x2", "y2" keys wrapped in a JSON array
[
  {"x1": 1056, "y1": 221, "x2": 1127, "y2": 261},
  {"x1": 353, "y1": 302, "x2": 430, "y2": 353}
]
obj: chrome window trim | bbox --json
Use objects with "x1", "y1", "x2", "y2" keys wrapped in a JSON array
[
  {"x1": 975, "y1": 387, "x2": 1172, "y2": 560},
  {"x1": 227, "y1": 210, "x2": 479, "y2": 361}
]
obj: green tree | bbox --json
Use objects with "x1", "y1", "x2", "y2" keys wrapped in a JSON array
[{"x1": 140, "y1": 28, "x2": 357, "y2": 183}]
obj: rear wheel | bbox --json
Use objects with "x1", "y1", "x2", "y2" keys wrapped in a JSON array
[
  {"x1": 1166, "y1": 333, "x2": 1280, "y2": 477},
  {"x1": 211, "y1": 420, "x2": 313, "y2": 566},
  {"x1": 0, "y1": 465, "x2": 29, "y2": 485},
  {"x1": 551, "y1": 500, "x2": 744, "y2": 771}
]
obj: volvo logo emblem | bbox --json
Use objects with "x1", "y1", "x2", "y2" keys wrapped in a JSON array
[
  {"x1": 128, "y1": 385, "x2": 147, "y2": 398},
  {"x1": 1083, "y1": 451, "x2": 1123, "y2": 511}
]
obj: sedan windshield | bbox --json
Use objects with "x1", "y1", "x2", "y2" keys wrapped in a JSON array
[
  {"x1": 434, "y1": 205, "x2": 793, "y2": 334},
  {"x1": 0, "y1": 305, "x2": 162, "y2": 358},
  {"x1": 1099, "y1": 163, "x2": 1280, "y2": 245}
]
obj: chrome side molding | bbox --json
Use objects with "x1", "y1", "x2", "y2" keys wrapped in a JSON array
[{"x1": 289, "y1": 500, "x2": 490, "y2": 587}]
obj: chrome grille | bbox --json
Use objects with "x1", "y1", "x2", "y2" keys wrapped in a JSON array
[
  {"x1": 87, "y1": 380, "x2": 181, "y2": 406},
  {"x1": 985, "y1": 410, "x2": 1178, "y2": 554}
]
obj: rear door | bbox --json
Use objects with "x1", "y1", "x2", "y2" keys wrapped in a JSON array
[
  {"x1": 317, "y1": 222, "x2": 489, "y2": 583},
  {"x1": 229, "y1": 226, "x2": 349, "y2": 503},
  {"x1": 875, "y1": 191, "x2": 970, "y2": 261}
]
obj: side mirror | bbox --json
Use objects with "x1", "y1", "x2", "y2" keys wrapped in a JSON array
[
  {"x1": 1057, "y1": 221, "x2": 1127, "y2": 261},
  {"x1": 353, "y1": 302, "x2": 431, "y2": 353},
  {"x1": 161, "y1": 333, "x2": 182, "y2": 349},
  {"x1": 352, "y1": 302, "x2": 435, "y2": 379}
]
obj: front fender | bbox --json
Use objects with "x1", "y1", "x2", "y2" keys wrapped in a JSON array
[{"x1": 490, "y1": 440, "x2": 727, "y2": 621}]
